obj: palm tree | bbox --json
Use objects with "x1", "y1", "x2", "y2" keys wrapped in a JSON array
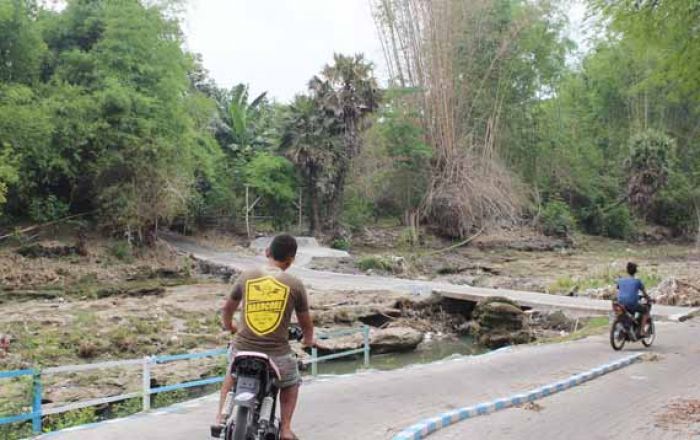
[
  {"x1": 281, "y1": 95, "x2": 337, "y2": 233},
  {"x1": 311, "y1": 54, "x2": 381, "y2": 232}
]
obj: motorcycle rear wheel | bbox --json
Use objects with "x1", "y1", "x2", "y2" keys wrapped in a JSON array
[
  {"x1": 232, "y1": 406, "x2": 251, "y2": 440},
  {"x1": 641, "y1": 319, "x2": 655, "y2": 347},
  {"x1": 610, "y1": 319, "x2": 627, "y2": 351}
]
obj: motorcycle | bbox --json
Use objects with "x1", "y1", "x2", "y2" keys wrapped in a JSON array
[
  {"x1": 211, "y1": 326, "x2": 304, "y2": 440},
  {"x1": 610, "y1": 297, "x2": 655, "y2": 351}
]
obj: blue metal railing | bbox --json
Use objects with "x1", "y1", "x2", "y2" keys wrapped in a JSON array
[
  {"x1": 0, "y1": 368, "x2": 41, "y2": 433},
  {"x1": 0, "y1": 325, "x2": 371, "y2": 435}
]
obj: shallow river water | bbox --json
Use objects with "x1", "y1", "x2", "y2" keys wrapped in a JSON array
[{"x1": 305, "y1": 335, "x2": 487, "y2": 376}]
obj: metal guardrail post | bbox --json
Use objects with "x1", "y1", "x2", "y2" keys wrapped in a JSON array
[
  {"x1": 363, "y1": 325, "x2": 371, "y2": 369},
  {"x1": 32, "y1": 370, "x2": 42, "y2": 435},
  {"x1": 142, "y1": 357, "x2": 151, "y2": 411},
  {"x1": 311, "y1": 347, "x2": 318, "y2": 377}
]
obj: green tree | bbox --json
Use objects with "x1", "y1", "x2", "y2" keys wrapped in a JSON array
[
  {"x1": 0, "y1": 0, "x2": 222, "y2": 240},
  {"x1": 217, "y1": 84, "x2": 272, "y2": 157},
  {"x1": 244, "y1": 152, "x2": 297, "y2": 229},
  {"x1": 369, "y1": 89, "x2": 431, "y2": 233},
  {"x1": 591, "y1": 0, "x2": 700, "y2": 103},
  {"x1": 0, "y1": 0, "x2": 46, "y2": 84},
  {"x1": 281, "y1": 95, "x2": 337, "y2": 233},
  {"x1": 307, "y1": 53, "x2": 380, "y2": 233},
  {"x1": 625, "y1": 130, "x2": 674, "y2": 215},
  {"x1": 0, "y1": 143, "x2": 18, "y2": 213}
]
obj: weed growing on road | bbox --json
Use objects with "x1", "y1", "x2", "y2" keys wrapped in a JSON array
[{"x1": 537, "y1": 316, "x2": 609, "y2": 344}]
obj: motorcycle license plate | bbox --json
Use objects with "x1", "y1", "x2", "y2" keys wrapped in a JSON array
[{"x1": 236, "y1": 376, "x2": 259, "y2": 394}]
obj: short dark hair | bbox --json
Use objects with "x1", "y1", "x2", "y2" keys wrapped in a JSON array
[
  {"x1": 627, "y1": 262, "x2": 638, "y2": 276},
  {"x1": 269, "y1": 234, "x2": 297, "y2": 262}
]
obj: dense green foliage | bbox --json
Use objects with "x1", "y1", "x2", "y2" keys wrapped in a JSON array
[
  {"x1": 496, "y1": 0, "x2": 700, "y2": 239},
  {"x1": 0, "y1": 0, "x2": 697, "y2": 241},
  {"x1": 0, "y1": 0, "x2": 218, "y2": 239}
]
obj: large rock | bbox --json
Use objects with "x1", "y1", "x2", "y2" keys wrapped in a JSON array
[
  {"x1": 471, "y1": 297, "x2": 533, "y2": 348},
  {"x1": 529, "y1": 310, "x2": 575, "y2": 331},
  {"x1": 370, "y1": 327, "x2": 424, "y2": 354},
  {"x1": 312, "y1": 305, "x2": 402, "y2": 327},
  {"x1": 313, "y1": 327, "x2": 424, "y2": 357}
]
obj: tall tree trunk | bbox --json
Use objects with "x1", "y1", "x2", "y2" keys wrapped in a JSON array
[
  {"x1": 310, "y1": 190, "x2": 321, "y2": 235},
  {"x1": 308, "y1": 170, "x2": 321, "y2": 235},
  {"x1": 325, "y1": 168, "x2": 347, "y2": 234}
]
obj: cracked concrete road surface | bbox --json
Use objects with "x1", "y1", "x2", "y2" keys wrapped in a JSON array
[{"x1": 43, "y1": 321, "x2": 699, "y2": 440}]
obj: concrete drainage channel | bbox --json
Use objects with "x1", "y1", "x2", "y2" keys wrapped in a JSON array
[{"x1": 392, "y1": 352, "x2": 644, "y2": 440}]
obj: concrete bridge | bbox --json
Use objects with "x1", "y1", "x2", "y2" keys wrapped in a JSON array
[{"x1": 169, "y1": 234, "x2": 698, "y2": 321}]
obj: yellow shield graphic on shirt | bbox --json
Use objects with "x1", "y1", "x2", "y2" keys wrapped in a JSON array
[{"x1": 244, "y1": 276, "x2": 290, "y2": 336}]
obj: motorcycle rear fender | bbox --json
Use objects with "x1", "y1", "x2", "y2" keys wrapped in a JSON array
[{"x1": 232, "y1": 351, "x2": 282, "y2": 381}]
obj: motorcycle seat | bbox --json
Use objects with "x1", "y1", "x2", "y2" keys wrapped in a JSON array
[{"x1": 233, "y1": 351, "x2": 282, "y2": 380}]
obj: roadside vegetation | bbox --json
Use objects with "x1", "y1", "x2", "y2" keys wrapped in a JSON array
[{"x1": 0, "y1": 0, "x2": 698, "y2": 247}]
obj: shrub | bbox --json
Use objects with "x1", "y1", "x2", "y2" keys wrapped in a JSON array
[
  {"x1": 602, "y1": 205, "x2": 635, "y2": 240},
  {"x1": 356, "y1": 255, "x2": 404, "y2": 273},
  {"x1": 341, "y1": 192, "x2": 374, "y2": 232},
  {"x1": 539, "y1": 201, "x2": 576, "y2": 237},
  {"x1": 330, "y1": 238, "x2": 350, "y2": 251},
  {"x1": 28, "y1": 195, "x2": 69, "y2": 223},
  {"x1": 108, "y1": 240, "x2": 132, "y2": 262},
  {"x1": 626, "y1": 130, "x2": 674, "y2": 213}
]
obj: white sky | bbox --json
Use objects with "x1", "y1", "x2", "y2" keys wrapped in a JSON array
[
  {"x1": 183, "y1": 0, "x2": 385, "y2": 103},
  {"x1": 183, "y1": 0, "x2": 591, "y2": 103},
  {"x1": 44, "y1": 0, "x2": 592, "y2": 103}
]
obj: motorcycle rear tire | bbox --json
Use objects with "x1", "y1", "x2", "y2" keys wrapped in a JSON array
[
  {"x1": 610, "y1": 319, "x2": 626, "y2": 351},
  {"x1": 233, "y1": 407, "x2": 250, "y2": 440}
]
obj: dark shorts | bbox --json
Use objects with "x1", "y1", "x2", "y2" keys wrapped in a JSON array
[
  {"x1": 227, "y1": 346, "x2": 301, "y2": 389},
  {"x1": 624, "y1": 303, "x2": 648, "y2": 315}
]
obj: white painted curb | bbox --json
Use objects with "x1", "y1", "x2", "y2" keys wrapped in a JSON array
[{"x1": 392, "y1": 353, "x2": 644, "y2": 440}]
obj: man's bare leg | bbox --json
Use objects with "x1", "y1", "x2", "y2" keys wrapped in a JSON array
[
  {"x1": 279, "y1": 385, "x2": 299, "y2": 439},
  {"x1": 216, "y1": 374, "x2": 235, "y2": 424}
]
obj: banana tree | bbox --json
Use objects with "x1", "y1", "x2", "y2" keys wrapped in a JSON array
[{"x1": 219, "y1": 84, "x2": 271, "y2": 158}]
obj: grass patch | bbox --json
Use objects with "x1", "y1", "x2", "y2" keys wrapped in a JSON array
[
  {"x1": 538, "y1": 316, "x2": 610, "y2": 344},
  {"x1": 107, "y1": 241, "x2": 133, "y2": 262},
  {"x1": 547, "y1": 271, "x2": 662, "y2": 294},
  {"x1": 357, "y1": 255, "x2": 394, "y2": 272}
]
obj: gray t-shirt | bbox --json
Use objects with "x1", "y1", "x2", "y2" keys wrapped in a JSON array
[{"x1": 230, "y1": 267, "x2": 309, "y2": 356}]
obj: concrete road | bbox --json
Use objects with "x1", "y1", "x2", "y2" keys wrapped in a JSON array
[
  {"x1": 434, "y1": 319, "x2": 700, "y2": 440},
  {"x1": 42, "y1": 320, "x2": 699, "y2": 440},
  {"x1": 166, "y1": 234, "x2": 698, "y2": 321}
]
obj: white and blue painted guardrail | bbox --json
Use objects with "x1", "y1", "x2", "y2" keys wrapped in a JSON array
[
  {"x1": 0, "y1": 325, "x2": 371, "y2": 435},
  {"x1": 392, "y1": 352, "x2": 644, "y2": 440}
]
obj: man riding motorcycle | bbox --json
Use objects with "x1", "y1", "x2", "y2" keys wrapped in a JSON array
[
  {"x1": 616, "y1": 262, "x2": 652, "y2": 336},
  {"x1": 216, "y1": 234, "x2": 316, "y2": 440}
]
